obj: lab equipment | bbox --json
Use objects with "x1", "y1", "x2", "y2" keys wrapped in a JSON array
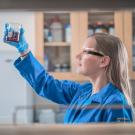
[
  {"x1": 50, "y1": 16, "x2": 63, "y2": 42},
  {"x1": 39, "y1": 109, "x2": 55, "y2": 123},
  {"x1": 44, "y1": 55, "x2": 49, "y2": 71},
  {"x1": 65, "y1": 24, "x2": 71, "y2": 43},
  {"x1": 5, "y1": 23, "x2": 21, "y2": 42},
  {"x1": 3, "y1": 23, "x2": 28, "y2": 53}
]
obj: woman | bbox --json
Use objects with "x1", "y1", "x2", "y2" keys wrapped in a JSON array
[{"x1": 3, "y1": 24, "x2": 133, "y2": 123}]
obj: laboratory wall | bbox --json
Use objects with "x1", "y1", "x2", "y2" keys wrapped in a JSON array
[{"x1": 0, "y1": 11, "x2": 36, "y2": 124}]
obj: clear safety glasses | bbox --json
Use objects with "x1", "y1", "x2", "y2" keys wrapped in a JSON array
[{"x1": 82, "y1": 48, "x2": 105, "y2": 57}]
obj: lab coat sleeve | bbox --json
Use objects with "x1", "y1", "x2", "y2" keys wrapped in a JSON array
[{"x1": 14, "y1": 52, "x2": 81, "y2": 105}]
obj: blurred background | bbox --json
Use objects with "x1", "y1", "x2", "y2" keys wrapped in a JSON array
[{"x1": 0, "y1": 0, "x2": 135, "y2": 125}]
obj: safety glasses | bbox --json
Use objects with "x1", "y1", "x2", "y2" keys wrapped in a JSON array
[{"x1": 82, "y1": 48, "x2": 105, "y2": 57}]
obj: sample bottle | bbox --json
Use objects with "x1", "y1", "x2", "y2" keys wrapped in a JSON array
[
  {"x1": 50, "y1": 16, "x2": 63, "y2": 42},
  {"x1": 44, "y1": 55, "x2": 49, "y2": 71},
  {"x1": 65, "y1": 24, "x2": 71, "y2": 43},
  {"x1": 108, "y1": 22, "x2": 115, "y2": 35},
  {"x1": 47, "y1": 30, "x2": 53, "y2": 42},
  {"x1": 5, "y1": 23, "x2": 22, "y2": 42},
  {"x1": 95, "y1": 21, "x2": 107, "y2": 33},
  {"x1": 88, "y1": 24, "x2": 95, "y2": 36},
  {"x1": 44, "y1": 24, "x2": 49, "y2": 42}
]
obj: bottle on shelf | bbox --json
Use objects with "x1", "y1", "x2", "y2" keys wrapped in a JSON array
[
  {"x1": 108, "y1": 22, "x2": 115, "y2": 35},
  {"x1": 95, "y1": 21, "x2": 108, "y2": 33},
  {"x1": 44, "y1": 54, "x2": 49, "y2": 71},
  {"x1": 88, "y1": 24, "x2": 95, "y2": 36},
  {"x1": 50, "y1": 16, "x2": 63, "y2": 42},
  {"x1": 61, "y1": 63, "x2": 70, "y2": 72},
  {"x1": 54, "y1": 64, "x2": 61, "y2": 72},
  {"x1": 64, "y1": 24, "x2": 71, "y2": 43},
  {"x1": 44, "y1": 24, "x2": 49, "y2": 42},
  {"x1": 47, "y1": 29, "x2": 53, "y2": 42}
]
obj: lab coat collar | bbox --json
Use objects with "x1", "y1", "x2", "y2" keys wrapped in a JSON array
[{"x1": 90, "y1": 82, "x2": 120, "y2": 104}]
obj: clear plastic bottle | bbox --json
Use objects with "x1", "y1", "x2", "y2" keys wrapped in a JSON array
[
  {"x1": 108, "y1": 22, "x2": 115, "y2": 35},
  {"x1": 39, "y1": 109, "x2": 55, "y2": 124},
  {"x1": 54, "y1": 64, "x2": 61, "y2": 72},
  {"x1": 88, "y1": 24, "x2": 95, "y2": 36},
  {"x1": 50, "y1": 16, "x2": 63, "y2": 42},
  {"x1": 44, "y1": 24, "x2": 49, "y2": 42},
  {"x1": 47, "y1": 30, "x2": 52, "y2": 42},
  {"x1": 95, "y1": 21, "x2": 107, "y2": 33},
  {"x1": 44, "y1": 55, "x2": 49, "y2": 71},
  {"x1": 65, "y1": 24, "x2": 71, "y2": 43}
]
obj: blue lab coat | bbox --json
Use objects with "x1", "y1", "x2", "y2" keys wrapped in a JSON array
[{"x1": 14, "y1": 52, "x2": 133, "y2": 123}]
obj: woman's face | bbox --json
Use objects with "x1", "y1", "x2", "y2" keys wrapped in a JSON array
[{"x1": 76, "y1": 37, "x2": 104, "y2": 77}]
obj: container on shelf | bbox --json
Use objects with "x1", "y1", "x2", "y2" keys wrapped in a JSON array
[
  {"x1": 95, "y1": 21, "x2": 108, "y2": 33},
  {"x1": 61, "y1": 63, "x2": 70, "y2": 72},
  {"x1": 47, "y1": 30, "x2": 53, "y2": 42},
  {"x1": 108, "y1": 22, "x2": 115, "y2": 35},
  {"x1": 39, "y1": 109, "x2": 55, "y2": 124},
  {"x1": 64, "y1": 24, "x2": 71, "y2": 43},
  {"x1": 44, "y1": 54, "x2": 49, "y2": 71},
  {"x1": 44, "y1": 24, "x2": 49, "y2": 42},
  {"x1": 54, "y1": 64, "x2": 62, "y2": 72},
  {"x1": 50, "y1": 16, "x2": 63, "y2": 42},
  {"x1": 88, "y1": 24, "x2": 95, "y2": 36}
]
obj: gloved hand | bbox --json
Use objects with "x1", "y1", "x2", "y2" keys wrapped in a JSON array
[{"x1": 3, "y1": 23, "x2": 29, "y2": 54}]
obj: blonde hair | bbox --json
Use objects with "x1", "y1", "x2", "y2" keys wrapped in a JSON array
[{"x1": 91, "y1": 33, "x2": 132, "y2": 106}]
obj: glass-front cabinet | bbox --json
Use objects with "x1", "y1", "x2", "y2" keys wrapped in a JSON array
[
  {"x1": 87, "y1": 10, "x2": 135, "y2": 79},
  {"x1": 88, "y1": 11, "x2": 115, "y2": 36},
  {"x1": 35, "y1": 12, "x2": 88, "y2": 82},
  {"x1": 123, "y1": 11, "x2": 135, "y2": 79},
  {"x1": 43, "y1": 13, "x2": 71, "y2": 72},
  {"x1": 35, "y1": 10, "x2": 134, "y2": 80}
]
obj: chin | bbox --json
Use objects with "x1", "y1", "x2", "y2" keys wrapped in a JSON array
[
  {"x1": 76, "y1": 68, "x2": 81, "y2": 74},
  {"x1": 76, "y1": 68, "x2": 86, "y2": 75}
]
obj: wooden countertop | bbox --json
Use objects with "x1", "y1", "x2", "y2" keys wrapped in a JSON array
[{"x1": 0, "y1": 123, "x2": 135, "y2": 135}]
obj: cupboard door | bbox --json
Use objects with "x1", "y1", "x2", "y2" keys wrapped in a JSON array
[
  {"x1": 43, "y1": 12, "x2": 71, "y2": 72},
  {"x1": 35, "y1": 12, "x2": 88, "y2": 81},
  {"x1": 124, "y1": 11, "x2": 135, "y2": 79},
  {"x1": 88, "y1": 10, "x2": 124, "y2": 41}
]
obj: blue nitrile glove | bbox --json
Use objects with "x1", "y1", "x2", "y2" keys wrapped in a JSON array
[{"x1": 3, "y1": 23, "x2": 29, "y2": 53}]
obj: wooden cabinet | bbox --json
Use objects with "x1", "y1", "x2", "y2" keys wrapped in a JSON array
[
  {"x1": 123, "y1": 10, "x2": 135, "y2": 79},
  {"x1": 35, "y1": 10, "x2": 134, "y2": 81},
  {"x1": 35, "y1": 12, "x2": 88, "y2": 82}
]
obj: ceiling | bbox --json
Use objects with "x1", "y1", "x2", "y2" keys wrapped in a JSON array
[{"x1": 0, "y1": 0, "x2": 135, "y2": 11}]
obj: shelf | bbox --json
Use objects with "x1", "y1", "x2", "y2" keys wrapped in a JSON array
[
  {"x1": 49, "y1": 72, "x2": 89, "y2": 82},
  {"x1": 89, "y1": 10, "x2": 114, "y2": 15},
  {"x1": 44, "y1": 42, "x2": 70, "y2": 47}
]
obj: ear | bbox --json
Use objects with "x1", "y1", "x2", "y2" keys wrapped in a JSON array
[{"x1": 99, "y1": 56, "x2": 110, "y2": 68}]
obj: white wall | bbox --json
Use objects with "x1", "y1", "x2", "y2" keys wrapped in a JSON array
[
  {"x1": 0, "y1": 11, "x2": 36, "y2": 124},
  {"x1": 0, "y1": 11, "x2": 36, "y2": 53}
]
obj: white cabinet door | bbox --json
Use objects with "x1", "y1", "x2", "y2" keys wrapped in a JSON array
[{"x1": 0, "y1": 51, "x2": 33, "y2": 124}]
